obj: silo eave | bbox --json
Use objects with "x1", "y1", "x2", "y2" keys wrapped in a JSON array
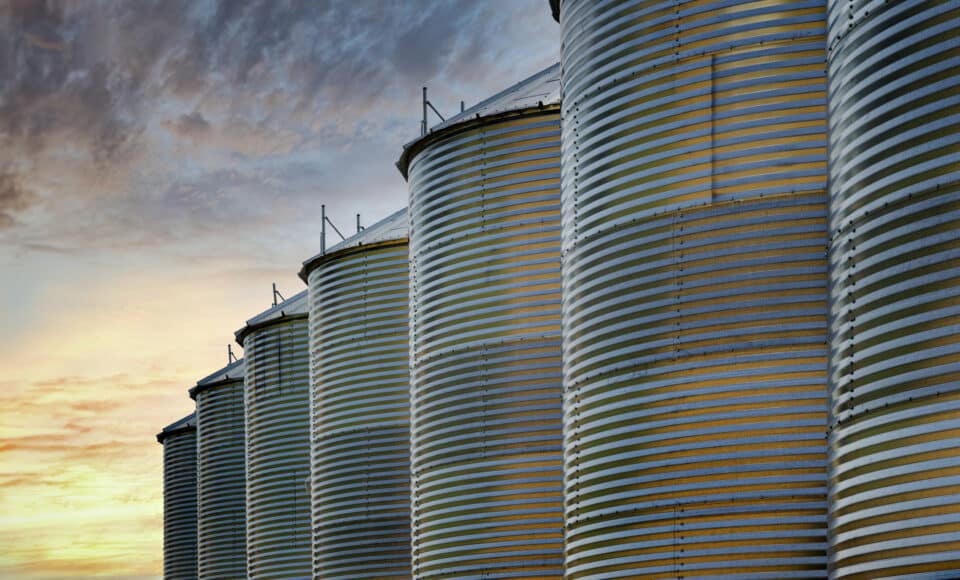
[
  {"x1": 549, "y1": 0, "x2": 559, "y2": 21},
  {"x1": 299, "y1": 207, "x2": 409, "y2": 281},
  {"x1": 156, "y1": 412, "x2": 196, "y2": 443},
  {"x1": 396, "y1": 62, "x2": 561, "y2": 179},
  {"x1": 189, "y1": 358, "x2": 245, "y2": 399},
  {"x1": 235, "y1": 289, "x2": 309, "y2": 346}
]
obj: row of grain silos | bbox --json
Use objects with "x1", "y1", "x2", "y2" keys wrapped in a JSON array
[
  {"x1": 157, "y1": 1, "x2": 958, "y2": 578},
  {"x1": 155, "y1": 66, "x2": 564, "y2": 579},
  {"x1": 155, "y1": 219, "x2": 412, "y2": 580},
  {"x1": 157, "y1": 290, "x2": 312, "y2": 580}
]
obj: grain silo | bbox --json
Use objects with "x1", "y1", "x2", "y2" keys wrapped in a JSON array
[
  {"x1": 189, "y1": 358, "x2": 247, "y2": 579},
  {"x1": 825, "y1": 1, "x2": 960, "y2": 578},
  {"x1": 236, "y1": 291, "x2": 311, "y2": 579},
  {"x1": 396, "y1": 64, "x2": 564, "y2": 579},
  {"x1": 300, "y1": 208, "x2": 411, "y2": 578},
  {"x1": 156, "y1": 413, "x2": 198, "y2": 580},
  {"x1": 551, "y1": 1, "x2": 831, "y2": 577}
]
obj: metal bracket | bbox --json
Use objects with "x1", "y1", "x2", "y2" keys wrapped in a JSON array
[
  {"x1": 272, "y1": 283, "x2": 286, "y2": 307},
  {"x1": 421, "y1": 86, "x2": 447, "y2": 136},
  {"x1": 320, "y1": 204, "x2": 347, "y2": 254}
]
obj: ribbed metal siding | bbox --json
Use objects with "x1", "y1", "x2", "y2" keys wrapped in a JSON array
[
  {"x1": 826, "y1": 1, "x2": 960, "y2": 578},
  {"x1": 307, "y1": 242, "x2": 411, "y2": 578},
  {"x1": 195, "y1": 379, "x2": 247, "y2": 578},
  {"x1": 407, "y1": 111, "x2": 564, "y2": 578},
  {"x1": 161, "y1": 423, "x2": 198, "y2": 579},
  {"x1": 558, "y1": 0, "x2": 831, "y2": 577},
  {"x1": 244, "y1": 317, "x2": 312, "y2": 578}
]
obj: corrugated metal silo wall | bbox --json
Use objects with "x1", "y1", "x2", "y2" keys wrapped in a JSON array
[
  {"x1": 557, "y1": 0, "x2": 831, "y2": 577},
  {"x1": 307, "y1": 241, "x2": 412, "y2": 578},
  {"x1": 161, "y1": 424, "x2": 198, "y2": 579},
  {"x1": 195, "y1": 378, "x2": 247, "y2": 578},
  {"x1": 407, "y1": 111, "x2": 565, "y2": 578},
  {"x1": 243, "y1": 317, "x2": 312, "y2": 578},
  {"x1": 826, "y1": 1, "x2": 960, "y2": 578}
]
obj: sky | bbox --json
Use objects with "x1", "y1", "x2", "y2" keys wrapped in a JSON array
[{"x1": 0, "y1": 1, "x2": 557, "y2": 577}]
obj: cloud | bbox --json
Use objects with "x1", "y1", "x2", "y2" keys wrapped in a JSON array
[
  {"x1": 161, "y1": 111, "x2": 211, "y2": 139},
  {"x1": 0, "y1": 170, "x2": 36, "y2": 228},
  {"x1": 2, "y1": 0, "x2": 556, "y2": 150},
  {"x1": 0, "y1": 473, "x2": 62, "y2": 489},
  {"x1": 0, "y1": 0, "x2": 556, "y2": 251},
  {"x1": 0, "y1": 2, "x2": 144, "y2": 162},
  {"x1": 69, "y1": 400, "x2": 124, "y2": 414},
  {"x1": 0, "y1": 434, "x2": 72, "y2": 455},
  {"x1": 163, "y1": 114, "x2": 303, "y2": 158}
]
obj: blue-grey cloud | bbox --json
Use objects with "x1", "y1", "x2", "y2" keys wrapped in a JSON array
[
  {"x1": 0, "y1": 1, "x2": 144, "y2": 160},
  {"x1": 162, "y1": 111, "x2": 211, "y2": 139},
  {"x1": 0, "y1": 0, "x2": 557, "y2": 259}
]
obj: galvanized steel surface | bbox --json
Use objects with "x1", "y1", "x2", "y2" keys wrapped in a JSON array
[
  {"x1": 241, "y1": 293, "x2": 311, "y2": 579},
  {"x1": 826, "y1": 1, "x2": 960, "y2": 578},
  {"x1": 397, "y1": 64, "x2": 560, "y2": 179},
  {"x1": 435, "y1": 62, "x2": 559, "y2": 128},
  {"x1": 305, "y1": 212, "x2": 411, "y2": 578},
  {"x1": 239, "y1": 290, "x2": 310, "y2": 342},
  {"x1": 191, "y1": 359, "x2": 247, "y2": 579},
  {"x1": 158, "y1": 414, "x2": 198, "y2": 580},
  {"x1": 405, "y1": 65, "x2": 564, "y2": 579},
  {"x1": 300, "y1": 207, "x2": 409, "y2": 281},
  {"x1": 558, "y1": 0, "x2": 830, "y2": 577}
]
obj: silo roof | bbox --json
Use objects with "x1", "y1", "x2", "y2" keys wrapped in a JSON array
[
  {"x1": 396, "y1": 62, "x2": 561, "y2": 178},
  {"x1": 549, "y1": 0, "x2": 560, "y2": 21},
  {"x1": 189, "y1": 358, "x2": 245, "y2": 399},
  {"x1": 235, "y1": 289, "x2": 309, "y2": 346},
  {"x1": 299, "y1": 207, "x2": 408, "y2": 281},
  {"x1": 156, "y1": 412, "x2": 196, "y2": 443}
]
